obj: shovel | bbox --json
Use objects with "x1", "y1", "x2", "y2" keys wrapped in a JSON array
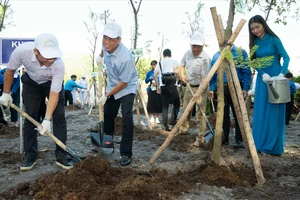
[
  {"x1": 90, "y1": 121, "x2": 114, "y2": 154},
  {"x1": 89, "y1": 98, "x2": 114, "y2": 154},
  {"x1": 9, "y1": 102, "x2": 82, "y2": 163},
  {"x1": 0, "y1": 105, "x2": 8, "y2": 125},
  {"x1": 186, "y1": 83, "x2": 215, "y2": 143}
]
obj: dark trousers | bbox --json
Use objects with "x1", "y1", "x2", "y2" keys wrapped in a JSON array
[
  {"x1": 160, "y1": 85, "x2": 180, "y2": 126},
  {"x1": 0, "y1": 84, "x2": 4, "y2": 119},
  {"x1": 286, "y1": 95, "x2": 294, "y2": 125},
  {"x1": 223, "y1": 83, "x2": 243, "y2": 143},
  {"x1": 21, "y1": 73, "x2": 67, "y2": 160},
  {"x1": 38, "y1": 96, "x2": 46, "y2": 123},
  {"x1": 10, "y1": 88, "x2": 20, "y2": 122},
  {"x1": 104, "y1": 93, "x2": 135, "y2": 157},
  {"x1": 65, "y1": 90, "x2": 73, "y2": 106}
]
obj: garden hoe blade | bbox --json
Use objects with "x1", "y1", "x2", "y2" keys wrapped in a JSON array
[{"x1": 90, "y1": 121, "x2": 114, "y2": 154}]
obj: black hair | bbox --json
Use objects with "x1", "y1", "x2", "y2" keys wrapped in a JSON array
[
  {"x1": 71, "y1": 75, "x2": 77, "y2": 79},
  {"x1": 163, "y1": 49, "x2": 171, "y2": 57},
  {"x1": 285, "y1": 72, "x2": 293, "y2": 78},
  {"x1": 150, "y1": 60, "x2": 157, "y2": 65},
  {"x1": 248, "y1": 15, "x2": 279, "y2": 60}
]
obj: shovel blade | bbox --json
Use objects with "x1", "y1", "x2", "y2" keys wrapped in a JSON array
[
  {"x1": 90, "y1": 131, "x2": 101, "y2": 147},
  {"x1": 90, "y1": 121, "x2": 114, "y2": 154},
  {"x1": 204, "y1": 130, "x2": 214, "y2": 143}
]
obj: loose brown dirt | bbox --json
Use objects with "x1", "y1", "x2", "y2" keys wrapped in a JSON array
[{"x1": 0, "y1": 106, "x2": 299, "y2": 200}]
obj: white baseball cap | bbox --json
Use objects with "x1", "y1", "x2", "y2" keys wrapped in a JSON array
[
  {"x1": 102, "y1": 22, "x2": 122, "y2": 38},
  {"x1": 34, "y1": 33, "x2": 63, "y2": 59},
  {"x1": 82, "y1": 74, "x2": 86, "y2": 78},
  {"x1": 190, "y1": 32, "x2": 205, "y2": 46}
]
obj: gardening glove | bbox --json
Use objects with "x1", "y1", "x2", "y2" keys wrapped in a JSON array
[
  {"x1": 278, "y1": 73, "x2": 284, "y2": 78},
  {"x1": 0, "y1": 93, "x2": 13, "y2": 107},
  {"x1": 99, "y1": 95, "x2": 108, "y2": 106},
  {"x1": 262, "y1": 73, "x2": 270, "y2": 83},
  {"x1": 38, "y1": 119, "x2": 51, "y2": 136}
]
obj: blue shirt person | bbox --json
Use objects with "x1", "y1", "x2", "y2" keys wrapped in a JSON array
[
  {"x1": 285, "y1": 72, "x2": 296, "y2": 125},
  {"x1": 209, "y1": 45, "x2": 252, "y2": 147},
  {"x1": 145, "y1": 60, "x2": 162, "y2": 124},
  {"x1": 64, "y1": 75, "x2": 84, "y2": 106},
  {"x1": 249, "y1": 15, "x2": 290, "y2": 155},
  {"x1": 0, "y1": 68, "x2": 21, "y2": 126},
  {"x1": 97, "y1": 22, "x2": 138, "y2": 166}
]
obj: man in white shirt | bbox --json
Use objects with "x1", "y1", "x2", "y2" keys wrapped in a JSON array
[
  {"x1": 154, "y1": 49, "x2": 180, "y2": 131},
  {"x1": 0, "y1": 33, "x2": 72, "y2": 171},
  {"x1": 79, "y1": 74, "x2": 88, "y2": 106},
  {"x1": 179, "y1": 32, "x2": 211, "y2": 147}
]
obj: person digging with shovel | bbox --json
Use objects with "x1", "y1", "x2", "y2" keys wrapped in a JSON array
[
  {"x1": 178, "y1": 32, "x2": 211, "y2": 147},
  {"x1": 97, "y1": 22, "x2": 138, "y2": 166},
  {"x1": 0, "y1": 33, "x2": 73, "y2": 171}
]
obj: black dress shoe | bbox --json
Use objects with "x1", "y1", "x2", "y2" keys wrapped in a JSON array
[
  {"x1": 222, "y1": 140, "x2": 229, "y2": 145},
  {"x1": 233, "y1": 141, "x2": 244, "y2": 149},
  {"x1": 20, "y1": 158, "x2": 36, "y2": 171},
  {"x1": 56, "y1": 156, "x2": 73, "y2": 170},
  {"x1": 120, "y1": 156, "x2": 131, "y2": 166}
]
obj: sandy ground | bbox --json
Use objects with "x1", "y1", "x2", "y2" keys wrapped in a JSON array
[{"x1": 0, "y1": 104, "x2": 299, "y2": 200}]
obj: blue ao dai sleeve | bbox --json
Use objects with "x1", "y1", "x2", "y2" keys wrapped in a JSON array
[{"x1": 274, "y1": 37, "x2": 290, "y2": 74}]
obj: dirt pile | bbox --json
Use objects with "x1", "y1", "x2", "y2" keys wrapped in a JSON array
[{"x1": 1, "y1": 156, "x2": 257, "y2": 200}]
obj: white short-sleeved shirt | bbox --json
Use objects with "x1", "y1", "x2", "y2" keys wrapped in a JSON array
[
  {"x1": 7, "y1": 42, "x2": 65, "y2": 93},
  {"x1": 180, "y1": 49, "x2": 211, "y2": 86},
  {"x1": 155, "y1": 57, "x2": 178, "y2": 87}
]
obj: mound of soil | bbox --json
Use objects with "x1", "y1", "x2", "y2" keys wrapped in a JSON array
[{"x1": 1, "y1": 156, "x2": 256, "y2": 200}]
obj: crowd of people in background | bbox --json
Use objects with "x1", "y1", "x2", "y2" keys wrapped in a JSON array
[{"x1": 0, "y1": 15, "x2": 299, "y2": 170}]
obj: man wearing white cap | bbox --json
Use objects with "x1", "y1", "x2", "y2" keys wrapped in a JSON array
[
  {"x1": 97, "y1": 22, "x2": 138, "y2": 166},
  {"x1": 79, "y1": 74, "x2": 88, "y2": 106},
  {"x1": 0, "y1": 33, "x2": 73, "y2": 170},
  {"x1": 179, "y1": 32, "x2": 211, "y2": 147}
]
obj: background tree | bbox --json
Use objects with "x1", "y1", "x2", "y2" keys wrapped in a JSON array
[
  {"x1": 0, "y1": 0, "x2": 14, "y2": 32},
  {"x1": 245, "y1": 0, "x2": 300, "y2": 25},
  {"x1": 83, "y1": 9, "x2": 112, "y2": 73},
  {"x1": 129, "y1": 0, "x2": 142, "y2": 49},
  {"x1": 182, "y1": 1, "x2": 204, "y2": 38}
]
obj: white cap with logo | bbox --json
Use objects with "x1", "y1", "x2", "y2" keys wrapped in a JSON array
[
  {"x1": 190, "y1": 32, "x2": 205, "y2": 46},
  {"x1": 102, "y1": 22, "x2": 122, "y2": 38},
  {"x1": 34, "y1": 33, "x2": 63, "y2": 59}
]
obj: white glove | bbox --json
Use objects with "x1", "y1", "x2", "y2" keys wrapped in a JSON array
[
  {"x1": 0, "y1": 93, "x2": 13, "y2": 106},
  {"x1": 99, "y1": 95, "x2": 108, "y2": 106},
  {"x1": 262, "y1": 73, "x2": 270, "y2": 83},
  {"x1": 96, "y1": 55, "x2": 104, "y2": 67},
  {"x1": 278, "y1": 73, "x2": 284, "y2": 77},
  {"x1": 39, "y1": 119, "x2": 51, "y2": 136}
]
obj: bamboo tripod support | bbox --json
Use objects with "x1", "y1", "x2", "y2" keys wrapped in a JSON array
[
  {"x1": 149, "y1": 19, "x2": 246, "y2": 165},
  {"x1": 210, "y1": 7, "x2": 265, "y2": 186},
  {"x1": 136, "y1": 83, "x2": 153, "y2": 130}
]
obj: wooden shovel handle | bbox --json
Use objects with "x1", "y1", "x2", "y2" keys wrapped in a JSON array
[{"x1": 9, "y1": 102, "x2": 82, "y2": 162}]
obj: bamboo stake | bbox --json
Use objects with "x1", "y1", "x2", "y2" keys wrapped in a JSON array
[
  {"x1": 211, "y1": 62, "x2": 225, "y2": 164},
  {"x1": 137, "y1": 83, "x2": 152, "y2": 130},
  {"x1": 149, "y1": 19, "x2": 246, "y2": 164},
  {"x1": 211, "y1": 7, "x2": 265, "y2": 186},
  {"x1": 229, "y1": 60, "x2": 265, "y2": 186},
  {"x1": 210, "y1": 9, "x2": 225, "y2": 165},
  {"x1": 224, "y1": 66, "x2": 250, "y2": 156}
]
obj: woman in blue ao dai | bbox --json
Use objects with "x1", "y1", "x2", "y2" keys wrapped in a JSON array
[{"x1": 248, "y1": 15, "x2": 290, "y2": 155}]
